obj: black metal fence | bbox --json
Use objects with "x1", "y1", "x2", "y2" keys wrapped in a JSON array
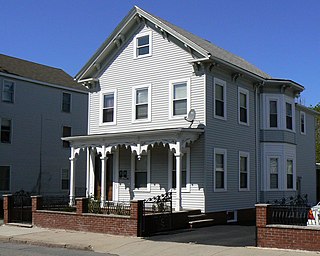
[
  {"x1": 269, "y1": 205, "x2": 310, "y2": 226},
  {"x1": 41, "y1": 195, "x2": 76, "y2": 212},
  {"x1": 12, "y1": 190, "x2": 32, "y2": 224},
  {"x1": 143, "y1": 192, "x2": 172, "y2": 235},
  {"x1": 88, "y1": 200, "x2": 131, "y2": 216}
]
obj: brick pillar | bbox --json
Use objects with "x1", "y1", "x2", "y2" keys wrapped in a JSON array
[
  {"x1": 255, "y1": 204, "x2": 269, "y2": 227},
  {"x1": 76, "y1": 198, "x2": 88, "y2": 214},
  {"x1": 31, "y1": 196, "x2": 42, "y2": 225},
  {"x1": 3, "y1": 194, "x2": 13, "y2": 224},
  {"x1": 131, "y1": 200, "x2": 144, "y2": 237}
]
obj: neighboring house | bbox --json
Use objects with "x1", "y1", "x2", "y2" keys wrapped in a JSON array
[
  {"x1": 0, "y1": 54, "x2": 88, "y2": 197},
  {"x1": 63, "y1": 6, "x2": 318, "y2": 218}
]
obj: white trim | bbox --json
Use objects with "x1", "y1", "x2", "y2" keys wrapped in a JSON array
[
  {"x1": 0, "y1": 72, "x2": 87, "y2": 94},
  {"x1": 133, "y1": 31, "x2": 152, "y2": 59},
  {"x1": 239, "y1": 151, "x2": 250, "y2": 191},
  {"x1": 227, "y1": 210, "x2": 238, "y2": 223},
  {"x1": 100, "y1": 89, "x2": 117, "y2": 126},
  {"x1": 285, "y1": 157, "x2": 296, "y2": 190},
  {"x1": 213, "y1": 78, "x2": 227, "y2": 120},
  {"x1": 267, "y1": 97, "x2": 280, "y2": 129},
  {"x1": 0, "y1": 165, "x2": 11, "y2": 192},
  {"x1": 267, "y1": 156, "x2": 280, "y2": 190},
  {"x1": 300, "y1": 111, "x2": 306, "y2": 135},
  {"x1": 168, "y1": 78, "x2": 190, "y2": 120},
  {"x1": 213, "y1": 148, "x2": 227, "y2": 192},
  {"x1": 2, "y1": 79, "x2": 15, "y2": 103},
  {"x1": 238, "y1": 87, "x2": 249, "y2": 126},
  {"x1": 285, "y1": 100, "x2": 295, "y2": 132},
  {"x1": 132, "y1": 150, "x2": 151, "y2": 192},
  {"x1": 132, "y1": 84, "x2": 152, "y2": 123}
]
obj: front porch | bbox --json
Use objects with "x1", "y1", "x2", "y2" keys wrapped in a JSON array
[{"x1": 64, "y1": 128, "x2": 204, "y2": 212}]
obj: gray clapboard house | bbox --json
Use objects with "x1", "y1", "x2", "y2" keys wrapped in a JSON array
[
  {"x1": 63, "y1": 6, "x2": 317, "y2": 219},
  {"x1": 0, "y1": 54, "x2": 88, "y2": 197}
]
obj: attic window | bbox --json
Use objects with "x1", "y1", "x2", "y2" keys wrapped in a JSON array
[{"x1": 134, "y1": 31, "x2": 152, "y2": 58}]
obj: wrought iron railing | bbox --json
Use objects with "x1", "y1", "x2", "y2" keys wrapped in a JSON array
[
  {"x1": 269, "y1": 205, "x2": 310, "y2": 226},
  {"x1": 41, "y1": 195, "x2": 76, "y2": 212},
  {"x1": 88, "y1": 200, "x2": 131, "y2": 216},
  {"x1": 12, "y1": 190, "x2": 32, "y2": 223},
  {"x1": 143, "y1": 192, "x2": 172, "y2": 214}
]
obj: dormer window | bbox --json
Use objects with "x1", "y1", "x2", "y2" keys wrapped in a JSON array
[{"x1": 134, "y1": 31, "x2": 152, "y2": 58}]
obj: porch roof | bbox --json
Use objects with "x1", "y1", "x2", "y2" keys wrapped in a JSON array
[{"x1": 63, "y1": 127, "x2": 204, "y2": 151}]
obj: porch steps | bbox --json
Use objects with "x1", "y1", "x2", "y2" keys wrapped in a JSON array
[{"x1": 188, "y1": 213, "x2": 214, "y2": 229}]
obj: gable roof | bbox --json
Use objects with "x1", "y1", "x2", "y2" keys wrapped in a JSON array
[
  {"x1": 76, "y1": 6, "x2": 272, "y2": 82},
  {"x1": 0, "y1": 54, "x2": 87, "y2": 92}
]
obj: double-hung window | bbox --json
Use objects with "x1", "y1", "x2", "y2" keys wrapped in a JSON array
[
  {"x1": 238, "y1": 88, "x2": 249, "y2": 125},
  {"x1": 134, "y1": 31, "x2": 152, "y2": 58},
  {"x1": 61, "y1": 169, "x2": 70, "y2": 190},
  {"x1": 102, "y1": 91, "x2": 116, "y2": 124},
  {"x1": 0, "y1": 166, "x2": 10, "y2": 191},
  {"x1": 133, "y1": 85, "x2": 151, "y2": 121},
  {"x1": 300, "y1": 111, "x2": 306, "y2": 134},
  {"x1": 1, "y1": 118, "x2": 12, "y2": 144},
  {"x1": 62, "y1": 93, "x2": 71, "y2": 113},
  {"x1": 62, "y1": 126, "x2": 71, "y2": 148},
  {"x1": 132, "y1": 151, "x2": 150, "y2": 190},
  {"x1": 269, "y1": 100, "x2": 278, "y2": 128},
  {"x1": 286, "y1": 102, "x2": 293, "y2": 130},
  {"x1": 239, "y1": 152, "x2": 250, "y2": 190},
  {"x1": 214, "y1": 78, "x2": 226, "y2": 119},
  {"x1": 269, "y1": 157, "x2": 279, "y2": 189},
  {"x1": 286, "y1": 159, "x2": 294, "y2": 189},
  {"x1": 214, "y1": 148, "x2": 227, "y2": 191},
  {"x1": 2, "y1": 80, "x2": 14, "y2": 103},
  {"x1": 169, "y1": 79, "x2": 189, "y2": 118}
]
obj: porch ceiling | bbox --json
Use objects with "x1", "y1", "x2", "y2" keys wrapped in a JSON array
[{"x1": 63, "y1": 127, "x2": 204, "y2": 151}]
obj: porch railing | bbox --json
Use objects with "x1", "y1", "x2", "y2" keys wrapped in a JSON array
[
  {"x1": 41, "y1": 195, "x2": 76, "y2": 212},
  {"x1": 88, "y1": 200, "x2": 131, "y2": 216},
  {"x1": 269, "y1": 205, "x2": 310, "y2": 226}
]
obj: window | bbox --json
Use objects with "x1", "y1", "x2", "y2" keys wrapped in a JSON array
[
  {"x1": 286, "y1": 102, "x2": 293, "y2": 130},
  {"x1": 2, "y1": 80, "x2": 14, "y2": 103},
  {"x1": 62, "y1": 126, "x2": 71, "y2": 148},
  {"x1": 102, "y1": 92, "x2": 116, "y2": 124},
  {"x1": 214, "y1": 149, "x2": 227, "y2": 191},
  {"x1": 269, "y1": 158, "x2": 279, "y2": 189},
  {"x1": 1, "y1": 118, "x2": 11, "y2": 143},
  {"x1": 61, "y1": 169, "x2": 70, "y2": 190},
  {"x1": 269, "y1": 100, "x2": 278, "y2": 128},
  {"x1": 286, "y1": 159, "x2": 294, "y2": 189},
  {"x1": 135, "y1": 155, "x2": 147, "y2": 189},
  {"x1": 238, "y1": 88, "x2": 249, "y2": 125},
  {"x1": 134, "y1": 31, "x2": 152, "y2": 58},
  {"x1": 214, "y1": 78, "x2": 226, "y2": 119},
  {"x1": 0, "y1": 166, "x2": 10, "y2": 191},
  {"x1": 169, "y1": 78, "x2": 190, "y2": 118},
  {"x1": 132, "y1": 85, "x2": 151, "y2": 121},
  {"x1": 62, "y1": 93, "x2": 71, "y2": 113},
  {"x1": 300, "y1": 111, "x2": 306, "y2": 135},
  {"x1": 239, "y1": 152, "x2": 250, "y2": 190}
]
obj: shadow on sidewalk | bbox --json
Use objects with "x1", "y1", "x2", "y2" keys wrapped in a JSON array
[{"x1": 144, "y1": 225, "x2": 256, "y2": 247}]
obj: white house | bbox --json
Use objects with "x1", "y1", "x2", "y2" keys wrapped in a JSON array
[
  {"x1": 0, "y1": 54, "x2": 88, "y2": 197},
  {"x1": 63, "y1": 6, "x2": 318, "y2": 219}
]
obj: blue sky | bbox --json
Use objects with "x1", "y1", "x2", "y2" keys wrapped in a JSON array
[{"x1": 1, "y1": 0, "x2": 319, "y2": 106}]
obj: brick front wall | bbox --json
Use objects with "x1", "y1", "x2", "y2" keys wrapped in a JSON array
[{"x1": 256, "y1": 204, "x2": 320, "y2": 252}]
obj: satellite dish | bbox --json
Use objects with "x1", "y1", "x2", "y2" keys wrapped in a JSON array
[{"x1": 185, "y1": 109, "x2": 196, "y2": 128}]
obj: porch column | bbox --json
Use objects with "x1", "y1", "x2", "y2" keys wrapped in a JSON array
[
  {"x1": 69, "y1": 154, "x2": 77, "y2": 206},
  {"x1": 174, "y1": 141, "x2": 182, "y2": 211},
  {"x1": 100, "y1": 155, "x2": 108, "y2": 207},
  {"x1": 86, "y1": 147, "x2": 90, "y2": 198}
]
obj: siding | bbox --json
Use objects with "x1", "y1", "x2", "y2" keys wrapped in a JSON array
[
  {"x1": 204, "y1": 71, "x2": 257, "y2": 212},
  {"x1": 89, "y1": 25, "x2": 205, "y2": 134},
  {"x1": 0, "y1": 75, "x2": 88, "y2": 196}
]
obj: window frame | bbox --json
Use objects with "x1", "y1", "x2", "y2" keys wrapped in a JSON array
[
  {"x1": 100, "y1": 90, "x2": 117, "y2": 126},
  {"x1": 268, "y1": 156, "x2": 280, "y2": 190},
  {"x1": 61, "y1": 92, "x2": 71, "y2": 113},
  {"x1": 168, "y1": 147, "x2": 191, "y2": 193},
  {"x1": 61, "y1": 168, "x2": 70, "y2": 191},
  {"x1": 213, "y1": 78, "x2": 227, "y2": 120},
  {"x1": 131, "y1": 150, "x2": 151, "y2": 192},
  {"x1": 0, "y1": 165, "x2": 10, "y2": 191},
  {"x1": 133, "y1": 31, "x2": 152, "y2": 59},
  {"x1": 214, "y1": 148, "x2": 227, "y2": 192},
  {"x1": 300, "y1": 111, "x2": 306, "y2": 135},
  {"x1": 132, "y1": 84, "x2": 151, "y2": 123},
  {"x1": 267, "y1": 98, "x2": 279, "y2": 129},
  {"x1": 2, "y1": 80, "x2": 15, "y2": 103},
  {"x1": 238, "y1": 87, "x2": 249, "y2": 126},
  {"x1": 169, "y1": 78, "x2": 190, "y2": 119},
  {"x1": 285, "y1": 102, "x2": 293, "y2": 130},
  {"x1": 285, "y1": 158, "x2": 295, "y2": 190},
  {"x1": 1, "y1": 117, "x2": 12, "y2": 144},
  {"x1": 239, "y1": 151, "x2": 250, "y2": 191}
]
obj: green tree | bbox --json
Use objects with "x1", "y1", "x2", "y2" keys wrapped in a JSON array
[{"x1": 312, "y1": 103, "x2": 320, "y2": 162}]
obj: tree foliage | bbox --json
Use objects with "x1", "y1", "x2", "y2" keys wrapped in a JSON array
[{"x1": 312, "y1": 103, "x2": 320, "y2": 163}]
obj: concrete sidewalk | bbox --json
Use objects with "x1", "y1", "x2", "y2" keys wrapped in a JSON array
[{"x1": 0, "y1": 224, "x2": 318, "y2": 256}]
